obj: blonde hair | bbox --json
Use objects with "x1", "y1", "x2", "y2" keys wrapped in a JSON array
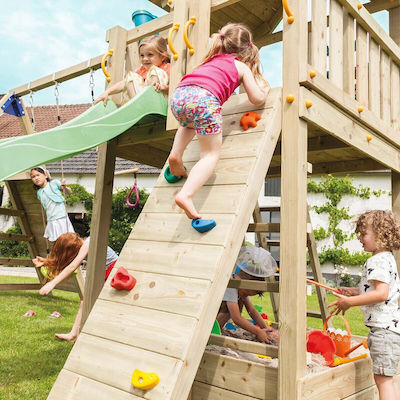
[
  {"x1": 138, "y1": 35, "x2": 170, "y2": 63},
  {"x1": 201, "y1": 23, "x2": 266, "y2": 86},
  {"x1": 355, "y1": 210, "x2": 400, "y2": 251},
  {"x1": 43, "y1": 233, "x2": 84, "y2": 279}
]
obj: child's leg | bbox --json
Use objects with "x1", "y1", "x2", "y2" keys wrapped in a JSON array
[
  {"x1": 168, "y1": 125, "x2": 195, "y2": 177},
  {"x1": 54, "y1": 300, "x2": 83, "y2": 342},
  {"x1": 175, "y1": 133, "x2": 222, "y2": 219},
  {"x1": 374, "y1": 374, "x2": 400, "y2": 399}
]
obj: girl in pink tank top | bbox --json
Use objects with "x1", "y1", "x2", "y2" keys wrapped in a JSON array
[{"x1": 168, "y1": 23, "x2": 270, "y2": 230}]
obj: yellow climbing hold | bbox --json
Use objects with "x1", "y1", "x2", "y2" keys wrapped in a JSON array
[
  {"x1": 366, "y1": 134, "x2": 372, "y2": 142},
  {"x1": 286, "y1": 94, "x2": 295, "y2": 103},
  {"x1": 287, "y1": 16, "x2": 294, "y2": 24},
  {"x1": 357, "y1": 3, "x2": 363, "y2": 10},
  {"x1": 305, "y1": 100, "x2": 313, "y2": 109},
  {"x1": 358, "y1": 106, "x2": 364, "y2": 113},
  {"x1": 309, "y1": 70, "x2": 316, "y2": 78},
  {"x1": 131, "y1": 369, "x2": 160, "y2": 390}
]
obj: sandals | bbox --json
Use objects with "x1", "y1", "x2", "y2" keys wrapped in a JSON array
[{"x1": 49, "y1": 311, "x2": 62, "y2": 319}]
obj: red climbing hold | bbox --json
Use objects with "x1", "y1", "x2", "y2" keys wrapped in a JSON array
[
  {"x1": 110, "y1": 267, "x2": 136, "y2": 291},
  {"x1": 240, "y1": 111, "x2": 261, "y2": 131}
]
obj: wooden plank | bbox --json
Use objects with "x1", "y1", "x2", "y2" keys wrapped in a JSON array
[
  {"x1": 82, "y1": 299, "x2": 197, "y2": 359},
  {"x1": 366, "y1": 0, "x2": 400, "y2": 14},
  {"x1": 299, "y1": 87, "x2": 400, "y2": 173},
  {"x1": 0, "y1": 208, "x2": 24, "y2": 217},
  {"x1": 0, "y1": 258, "x2": 33, "y2": 266},
  {"x1": 18, "y1": 98, "x2": 35, "y2": 135},
  {"x1": 0, "y1": 283, "x2": 42, "y2": 291},
  {"x1": 82, "y1": 139, "x2": 116, "y2": 326},
  {"x1": 391, "y1": 61, "x2": 400, "y2": 130},
  {"x1": 144, "y1": 184, "x2": 246, "y2": 215},
  {"x1": 304, "y1": 158, "x2": 384, "y2": 175},
  {"x1": 191, "y1": 381, "x2": 259, "y2": 400},
  {"x1": 207, "y1": 334, "x2": 278, "y2": 358},
  {"x1": 392, "y1": 172, "x2": 400, "y2": 276},
  {"x1": 247, "y1": 222, "x2": 280, "y2": 233},
  {"x1": 369, "y1": 38, "x2": 381, "y2": 116},
  {"x1": 356, "y1": 24, "x2": 368, "y2": 106},
  {"x1": 48, "y1": 369, "x2": 142, "y2": 400},
  {"x1": 0, "y1": 232, "x2": 31, "y2": 241},
  {"x1": 380, "y1": 50, "x2": 391, "y2": 125},
  {"x1": 228, "y1": 279, "x2": 279, "y2": 292},
  {"x1": 117, "y1": 239, "x2": 224, "y2": 280},
  {"x1": 343, "y1": 12, "x2": 355, "y2": 97},
  {"x1": 63, "y1": 333, "x2": 182, "y2": 400},
  {"x1": 300, "y1": 72, "x2": 400, "y2": 149},
  {"x1": 100, "y1": 269, "x2": 211, "y2": 318},
  {"x1": 281, "y1": 0, "x2": 308, "y2": 397},
  {"x1": 221, "y1": 89, "x2": 277, "y2": 115},
  {"x1": 195, "y1": 351, "x2": 277, "y2": 399},
  {"x1": 329, "y1": 0, "x2": 344, "y2": 88},
  {"x1": 10, "y1": 55, "x2": 103, "y2": 97},
  {"x1": 311, "y1": 0, "x2": 327, "y2": 74},
  {"x1": 299, "y1": 357, "x2": 374, "y2": 399}
]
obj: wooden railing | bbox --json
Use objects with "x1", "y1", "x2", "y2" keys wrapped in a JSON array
[{"x1": 300, "y1": 0, "x2": 400, "y2": 146}]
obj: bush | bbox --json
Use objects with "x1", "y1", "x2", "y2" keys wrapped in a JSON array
[{"x1": 0, "y1": 225, "x2": 29, "y2": 258}]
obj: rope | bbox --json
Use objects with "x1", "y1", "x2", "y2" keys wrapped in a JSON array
[
  {"x1": 29, "y1": 91, "x2": 35, "y2": 130},
  {"x1": 126, "y1": 172, "x2": 140, "y2": 208},
  {"x1": 89, "y1": 69, "x2": 95, "y2": 104}
]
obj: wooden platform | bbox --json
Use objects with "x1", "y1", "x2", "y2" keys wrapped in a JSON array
[{"x1": 47, "y1": 89, "x2": 282, "y2": 400}]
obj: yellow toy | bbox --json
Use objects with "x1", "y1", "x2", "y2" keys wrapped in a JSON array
[{"x1": 131, "y1": 369, "x2": 160, "y2": 390}]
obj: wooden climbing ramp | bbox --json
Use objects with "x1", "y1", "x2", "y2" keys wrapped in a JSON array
[{"x1": 48, "y1": 88, "x2": 282, "y2": 400}]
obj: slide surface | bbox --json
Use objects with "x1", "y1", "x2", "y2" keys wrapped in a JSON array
[
  {"x1": 48, "y1": 89, "x2": 282, "y2": 400},
  {"x1": 0, "y1": 87, "x2": 167, "y2": 181}
]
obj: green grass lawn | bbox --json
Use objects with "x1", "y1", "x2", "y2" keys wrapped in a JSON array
[{"x1": 0, "y1": 276, "x2": 368, "y2": 399}]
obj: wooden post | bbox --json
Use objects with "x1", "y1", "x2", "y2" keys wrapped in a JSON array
[
  {"x1": 279, "y1": 0, "x2": 308, "y2": 398},
  {"x1": 105, "y1": 25, "x2": 128, "y2": 106},
  {"x1": 81, "y1": 139, "x2": 117, "y2": 327},
  {"x1": 390, "y1": 6, "x2": 400, "y2": 273},
  {"x1": 18, "y1": 98, "x2": 35, "y2": 135}
]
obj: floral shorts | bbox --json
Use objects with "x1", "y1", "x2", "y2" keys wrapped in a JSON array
[{"x1": 170, "y1": 85, "x2": 222, "y2": 135}]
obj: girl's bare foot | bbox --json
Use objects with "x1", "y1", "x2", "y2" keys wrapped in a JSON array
[
  {"x1": 55, "y1": 332, "x2": 77, "y2": 342},
  {"x1": 168, "y1": 155, "x2": 187, "y2": 178},
  {"x1": 175, "y1": 192, "x2": 201, "y2": 220}
]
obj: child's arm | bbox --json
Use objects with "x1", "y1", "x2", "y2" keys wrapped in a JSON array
[
  {"x1": 39, "y1": 240, "x2": 90, "y2": 295},
  {"x1": 60, "y1": 178, "x2": 72, "y2": 195},
  {"x1": 94, "y1": 79, "x2": 125, "y2": 105},
  {"x1": 338, "y1": 286, "x2": 360, "y2": 296},
  {"x1": 243, "y1": 298, "x2": 271, "y2": 330},
  {"x1": 329, "y1": 280, "x2": 389, "y2": 315},
  {"x1": 227, "y1": 301, "x2": 272, "y2": 343},
  {"x1": 148, "y1": 75, "x2": 169, "y2": 94},
  {"x1": 235, "y1": 60, "x2": 270, "y2": 106}
]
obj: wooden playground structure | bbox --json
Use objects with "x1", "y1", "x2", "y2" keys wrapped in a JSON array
[{"x1": 1, "y1": 0, "x2": 400, "y2": 398}]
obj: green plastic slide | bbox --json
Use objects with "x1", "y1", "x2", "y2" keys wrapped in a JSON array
[{"x1": 0, "y1": 87, "x2": 168, "y2": 181}]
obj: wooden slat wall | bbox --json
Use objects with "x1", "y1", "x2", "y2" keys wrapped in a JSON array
[
  {"x1": 311, "y1": 0, "x2": 327, "y2": 74},
  {"x1": 329, "y1": 0, "x2": 344, "y2": 88}
]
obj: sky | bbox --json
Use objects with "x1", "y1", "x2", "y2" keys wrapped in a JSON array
[{"x1": 0, "y1": 1, "x2": 388, "y2": 106}]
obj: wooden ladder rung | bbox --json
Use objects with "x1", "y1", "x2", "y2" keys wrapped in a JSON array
[
  {"x1": 0, "y1": 233, "x2": 33, "y2": 242},
  {"x1": 306, "y1": 311, "x2": 322, "y2": 319},
  {"x1": 228, "y1": 279, "x2": 279, "y2": 292},
  {"x1": 259, "y1": 206, "x2": 281, "y2": 212},
  {"x1": 0, "y1": 257, "x2": 33, "y2": 266},
  {"x1": 266, "y1": 239, "x2": 280, "y2": 246},
  {"x1": 247, "y1": 222, "x2": 280, "y2": 233}
]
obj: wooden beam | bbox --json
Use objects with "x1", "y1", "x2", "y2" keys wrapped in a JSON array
[
  {"x1": 82, "y1": 139, "x2": 116, "y2": 327},
  {"x1": 0, "y1": 258, "x2": 33, "y2": 266},
  {"x1": 0, "y1": 283, "x2": 42, "y2": 291},
  {"x1": 127, "y1": 14, "x2": 173, "y2": 45},
  {"x1": 365, "y1": 0, "x2": 400, "y2": 14},
  {"x1": 392, "y1": 172, "x2": 400, "y2": 276},
  {"x1": 0, "y1": 208, "x2": 24, "y2": 217},
  {"x1": 228, "y1": 279, "x2": 279, "y2": 292},
  {"x1": 280, "y1": 0, "x2": 308, "y2": 397},
  {"x1": 0, "y1": 233, "x2": 32, "y2": 242},
  {"x1": 247, "y1": 222, "x2": 280, "y2": 232}
]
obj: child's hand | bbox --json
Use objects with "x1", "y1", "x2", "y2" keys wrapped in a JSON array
[
  {"x1": 152, "y1": 81, "x2": 168, "y2": 93},
  {"x1": 94, "y1": 92, "x2": 109, "y2": 106},
  {"x1": 337, "y1": 287, "x2": 356, "y2": 296},
  {"x1": 256, "y1": 328, "x2": 273, "y2": 344},
  {"x1": 60, "y1": 178, "x2": 67, "y2": 187},
  {"x1": 328, "y1": 292, "x2": 352, "y2": 315},
  {"x1": 32, "y1": 256, "x2": 45, "y2": 268},
  {"x1": 39, "y1": 281, "x2": 55, "y2": 295}
]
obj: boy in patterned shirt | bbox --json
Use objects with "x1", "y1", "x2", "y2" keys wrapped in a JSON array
[{"x1": 329, "y1": 210, "x2": 400, "y2": 400}]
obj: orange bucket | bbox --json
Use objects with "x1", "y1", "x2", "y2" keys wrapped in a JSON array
[{"x1": 323, "y1": 314, "x2": 351, "y2": 358}]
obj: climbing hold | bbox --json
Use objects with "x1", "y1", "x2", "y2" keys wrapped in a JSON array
[
  {"x1": 240, "y1": 111, "x2": 261, "y2": 131},
  {"x1": 366, "y1": 134, "x2": 372, "y2": 142},
  {"x1": 357, "y1": 2, "x2": 362, "y2": 10},
  {"x1": 286, "y1": 94, "x2": 295, "y2": 103},
  {"x1": 131, "y1": 369, "x2": 160, "y2": 390},
  {"x1": 191, "y1": 218, "x2": 216, "y2": 233},
  {"x1": 211, "y1": 320, "x2": 221, "y2": 335},
  {"x1": 164, "y1": 165, "x2": 186, "y2": 183},
  {"x1": 309, "y1": 70, "x2": 316, "y2": 78},
  {"x1": 358, "y1": 106, "x2": 364, "y2": 113},
  {"x1": 110, "y1": 267, "x2": 136, "y2": 291},
  {"x1": 287, "y1": 15, "x2": 295, "y2": 24},
  {"x1": 305, "y1": 100, "x2": 313, "y2": 109}
]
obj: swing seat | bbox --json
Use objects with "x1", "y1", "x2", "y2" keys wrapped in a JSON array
[
  {"x1": 110, "y1": 267, "x2": 136, "y2": 291},
  {"x1": 191, "y1": 218, "x2": 216, "y2": 233}
]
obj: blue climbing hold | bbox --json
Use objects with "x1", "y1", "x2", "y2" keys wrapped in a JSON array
[
  {"x1": 164, "y1": 165, "x2": 186, "y2": 183},
  {"x1": 191, "y1": 218, "x2": 216, "y2": 233}
]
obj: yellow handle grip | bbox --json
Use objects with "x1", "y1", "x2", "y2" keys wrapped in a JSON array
[
  {"x1": 101, "y1": 50, "x2": 114, "y2": 82},
  {"x1": 282, "y1": 0, "x2": 294, "y2": 23},
  {"x1": 168, "y1": 23, "x2": 180, "y2": 61},
  {"x1": 183, "y1": 16, "x2": 196, "y2": 55}
]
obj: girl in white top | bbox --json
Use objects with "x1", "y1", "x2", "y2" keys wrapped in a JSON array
[{"x1": 30, "y1": 166, "x2": 74, "y2": 241}]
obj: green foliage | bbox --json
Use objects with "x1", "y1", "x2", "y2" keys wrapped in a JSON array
[
  {"x1": 308, "y1": 175, "x2": 386, "y2": 266},
  {"x1": 0, "y1": 225, "x2": 29, "y2": 258},
  {"x1": 65, "y1": 184, "x2": 93, "y2": 211},
  {"x1": 109, "y1": 187, "x2": 149, "y2": 253}
]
